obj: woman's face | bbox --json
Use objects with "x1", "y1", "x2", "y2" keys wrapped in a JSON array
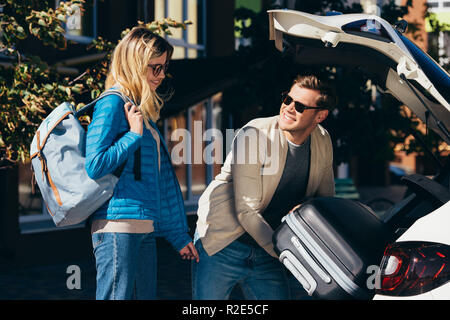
[{"x1": 147, "y1": 51, "x2": 168, "y2": 91}]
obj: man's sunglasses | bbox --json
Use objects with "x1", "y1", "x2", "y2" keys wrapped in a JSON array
[
  {"x1": 148, "y1": 62, "x2": 169, "y2": 77},
  {"x1": 281, "y1": 92, "x2": 328, "y2": 113}
]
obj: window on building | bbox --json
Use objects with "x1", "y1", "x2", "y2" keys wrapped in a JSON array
[
  {"x1": 427, "y1": 0, "x2": 450, "y2": 9},
  {"x1": 162, "y1": 93, "x2": 223, "y2": 213},
  {"x1": 428, "y1": 1, "x2": 440, "y2": 8},
  {"x1": 234, "y1": 0, "x2": 262, "y2": 50},
  {"x1": 154, "y1": 0, "x2": 206, "y2": 59},
  {"x1": 426, "y1": 0, "x2": 450, "y2": 67},
  {"x1": 57, "y1": 0, "x2": 98, "y2": 44}
]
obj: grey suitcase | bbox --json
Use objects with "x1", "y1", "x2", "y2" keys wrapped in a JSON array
[{"x1": 273, "y1": 197, "x2": 391, "y2": 300}]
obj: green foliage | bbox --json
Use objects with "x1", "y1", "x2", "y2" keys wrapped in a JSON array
[
  {"x1": 426, "y1": 11, "x2": 450, "y2": 72},
  {"x1": 0, "y1": 0, "x2": 190, "y2": 162}
]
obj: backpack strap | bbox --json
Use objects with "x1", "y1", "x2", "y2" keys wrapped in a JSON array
[
  {"x1": 76, "y1": 89, "x2": 141, "y2": 181},
  {"x1": 74, "y1": 89, "x2": 133, "y2": 118}
]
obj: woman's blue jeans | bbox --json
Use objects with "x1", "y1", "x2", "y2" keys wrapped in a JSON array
[
  {"x1": 92, "y1": 232, "x2": 157, "y2": 300},
  {"x1": 191, "y1": 238, "x2": 291, "y2": 300}
]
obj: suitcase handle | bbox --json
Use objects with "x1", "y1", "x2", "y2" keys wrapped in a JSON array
[{"x1": 279, "y1": 250, "x2": 317, "y2": 296}]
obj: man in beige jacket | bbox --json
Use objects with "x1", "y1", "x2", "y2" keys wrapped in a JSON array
[{"x1": 192, "y1": 74, "x2": 338, "y2": 299}]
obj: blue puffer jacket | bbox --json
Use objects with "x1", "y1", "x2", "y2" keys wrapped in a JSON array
[{"x1": 85, "y1": 92, "x2": 192, "y2": 252}]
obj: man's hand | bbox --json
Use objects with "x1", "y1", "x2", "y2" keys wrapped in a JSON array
[{"x1": 179, "y1": 242, "x2": 200, "y2": 263}]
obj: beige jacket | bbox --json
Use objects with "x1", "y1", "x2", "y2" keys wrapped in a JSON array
[{"x1": 195, "y1": 116, "x2": 335, "y2": 258}]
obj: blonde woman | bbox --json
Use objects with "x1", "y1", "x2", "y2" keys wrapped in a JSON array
[{"x1": 85, "y1": 27, "x2": 198, "y2": 300}]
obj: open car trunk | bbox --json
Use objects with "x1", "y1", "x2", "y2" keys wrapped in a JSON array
[
  {"x1": 268, "y1": 10, "x2": 450, "y2": 300},
  {"x1": 268, "y1": 9, "x2": 450, "y2": 145}
]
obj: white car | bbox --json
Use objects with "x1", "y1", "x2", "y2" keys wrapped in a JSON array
[
  {"x1": 268, "y1": 9, "x2": 450, "y2": 299},
  {"x1": 374, "y1": 200, "x2": 450, "y2": 299}
]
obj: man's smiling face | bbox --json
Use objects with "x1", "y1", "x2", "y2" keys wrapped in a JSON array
[{"x1": 278, "y1": 85, "x2": 323, "y2": 134}]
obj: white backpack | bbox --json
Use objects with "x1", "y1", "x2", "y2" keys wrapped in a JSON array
[{"x1": 30, "y1": 90, "x2": 134, "y2": 226}]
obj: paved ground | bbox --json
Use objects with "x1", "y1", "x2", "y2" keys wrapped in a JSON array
[
  {"x1": 0, "y1": 237, "x2": 310, "y2": 300},
  {"x1": 0, "y1": 185, "x2": 406, "y2": 300}
]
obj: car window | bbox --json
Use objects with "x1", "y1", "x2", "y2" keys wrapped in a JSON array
[{"x1": 342, "y1": 19, "x2": 393, "y2": 43}]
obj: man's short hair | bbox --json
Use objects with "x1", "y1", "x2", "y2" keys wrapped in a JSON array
[{"x1": 292, "y1": 74, "x2": 338, "y2": 110}]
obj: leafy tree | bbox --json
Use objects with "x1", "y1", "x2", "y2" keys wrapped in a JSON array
[
  {"x1": 0, "y1": 0, "x2": 190, "y2": 162},
  {"x1": 426, "y1": 10, "x2": 450, "y2": 72}
]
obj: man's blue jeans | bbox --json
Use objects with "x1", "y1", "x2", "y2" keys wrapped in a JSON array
[
  {"x1": 191, "y1": 238, "x2": 290, "y2": 300},
  {"x1": 92, "y1": 232, "x2": 157, "y2": 300}
]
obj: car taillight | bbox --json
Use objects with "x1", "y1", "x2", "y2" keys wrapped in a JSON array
[{"x1": 376, "y1": 242, "x2": 450, "y2": 296}]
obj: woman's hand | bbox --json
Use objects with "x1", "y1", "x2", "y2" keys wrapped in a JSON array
[
  {"x1": 124, "y1": 102, "x2": 143, "y2": 136},
  {"x1": 179, "y1": 242, "x2": 200, "y2": 263}
]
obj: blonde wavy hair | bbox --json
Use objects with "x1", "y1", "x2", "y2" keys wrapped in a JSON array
[{"x1": 105, "y1": 26, "x2": 173, "y2": 123}]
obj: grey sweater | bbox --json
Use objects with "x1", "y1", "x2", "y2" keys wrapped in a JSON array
[{"x1": 237, "y1": 136, "x2": 311, "y2": 246}]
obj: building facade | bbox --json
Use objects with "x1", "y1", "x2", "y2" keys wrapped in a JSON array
[{"x1": 18, "y1": 0, "x2": 238, "y2": 236}]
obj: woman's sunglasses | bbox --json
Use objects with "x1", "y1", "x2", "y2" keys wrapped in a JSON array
[
  {"x1": 148, "y1": 62, "x2": 169, "y2": 77},
  {"x1": 281, "y1": 92, "x2": 328, "y2": 113}
]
